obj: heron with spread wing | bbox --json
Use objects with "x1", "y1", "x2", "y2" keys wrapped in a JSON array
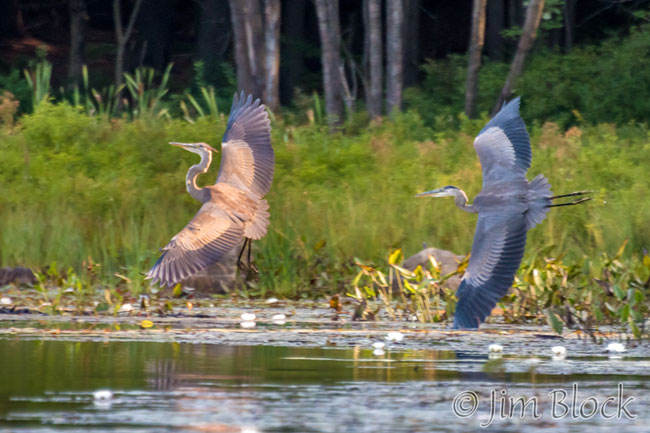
[
  {"x1": 417, "y1": 98, "x2": 590, "y2": 329},
  {"x1": 146, "y1": 92, "x2": 274, "y2": 288}
]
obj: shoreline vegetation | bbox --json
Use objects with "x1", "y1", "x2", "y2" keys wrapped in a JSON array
[{"x1": 1, "y1": 29, "x2": 650, "y2": 336}]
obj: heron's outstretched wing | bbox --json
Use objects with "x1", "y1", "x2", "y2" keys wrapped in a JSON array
[
  {"x1": 146, "y1": 202, "x2": 244, "y2": 287},
  {"x1": 474, "y1": 97, "x2": 531, "y2": 185},
  {"x1": 453, "y1": 212, "x2": 527, "y2": 329},
  {"x1": 216, "y1": 91, "x2": 274, "y2": 197}
]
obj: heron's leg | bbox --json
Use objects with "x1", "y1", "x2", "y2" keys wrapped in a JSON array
[
  {"x1": 237, "y1": 238, "x2": 249, "y2": 267},
  {"x1": 246, "y1": 239, "x2": 259, "y2": 273},
  {"x1": 550, "y1": 190, "x2": 592, "y2": 200},
  {"x1": 548, "y1": 197, "x2": 592, "y2": 207}
]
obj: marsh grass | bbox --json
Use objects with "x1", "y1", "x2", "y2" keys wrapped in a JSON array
[{"x1": 0, "y1": 97, "x2": 649, "y2": 300}]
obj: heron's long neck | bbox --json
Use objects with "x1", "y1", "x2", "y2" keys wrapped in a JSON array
[
  {"x1": 186, "y1": 151, "x2": 212, "y2": 202},
  {"x1": 453, "y1": 189, "x2": 476, "y2": 213}
]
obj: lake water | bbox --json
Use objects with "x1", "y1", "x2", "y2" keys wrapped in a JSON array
[{"x1": 1, "y1": 336, "x2": 650, "y2": 433}]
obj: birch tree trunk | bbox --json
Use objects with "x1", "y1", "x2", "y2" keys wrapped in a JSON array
[
  {"x1": 385, "y1": 0, "x2": 403, "y2": 115},
  {"x1": 364, "y1": 0, "x2": 382, "y2": 119},
  {"x1": 68, "y1": 0, "x2": 87, "y2": 87},
  {"x1": 464, "y1": 0, "x2": 487, "y2": 119},
  {"x1": 493, "y1": 0, "x2": 545, "y2": 113},
  {"x1": 264, "y1": 0, "x2": 281, "y2": 113},
  {"x1": 315, "y1": 0, "x2": 344, "y2": 125}
]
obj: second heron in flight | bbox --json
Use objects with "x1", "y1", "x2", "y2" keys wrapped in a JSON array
[
  {"x1": 147, "y1": 92, "x2": 274, "y2": 288},
  {"x1": 417, "y1": 98, "x2": 590, "y2": 329}
]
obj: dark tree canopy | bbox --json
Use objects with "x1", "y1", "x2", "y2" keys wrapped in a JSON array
[{"x1": 0, "y1": 0, "x2": 647, "y2": 113}]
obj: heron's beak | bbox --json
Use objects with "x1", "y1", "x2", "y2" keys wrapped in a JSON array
[
  {"x1": 415, "y1": 188, "x2": 449, "y2": 198},
  {"x1": 169, "y1": 142, "x2": 218, "y2": 152},
  {"x1": 170, "y1": 142, "x2": 196, "y2": 149}
]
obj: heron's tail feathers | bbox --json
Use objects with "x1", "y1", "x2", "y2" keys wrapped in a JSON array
[
  {"x1": 244, "y1": 198, "x2": 270, "y2": 240},
  {"x1": 525, "y1": 174, "x2": 552, "y2": 230}
]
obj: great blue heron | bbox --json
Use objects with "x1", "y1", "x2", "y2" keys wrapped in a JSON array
[
  {"x1": 417, "y1": 98, "x2": 590, "y2": 329},
  {"x1": 146, "y1": 91, "x2": 274, "y2": 287}
]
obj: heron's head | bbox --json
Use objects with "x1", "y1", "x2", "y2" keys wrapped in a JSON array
[
  {"x1": 415, "y1": 185, "x2": 460, "y2": 198},
  {"x1": 170, "y1": 142, "x2": 217, "y2": 156}
]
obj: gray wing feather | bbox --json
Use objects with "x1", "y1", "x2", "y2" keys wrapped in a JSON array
[
  {"x1": 453, "y1": 212, "x2": 527, "y2": 329},
  {"x1": 474, "y1": 97, "x2": 531, "y2": 185},
  {"x1": 217, "y1": 91, "x2": 274, "y2": 197},
  {"x1": 146, "y1": 202, "x2": 244, "y2": 287}
]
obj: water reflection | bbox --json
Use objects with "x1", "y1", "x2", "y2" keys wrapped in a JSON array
[{"x1": 1, "y1": 339, "x2": 649, "y2": 432}]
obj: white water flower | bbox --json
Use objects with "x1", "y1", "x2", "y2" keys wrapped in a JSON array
[
  {"x1": 606, "y1": 342, "x2": 626, "y2": 353},
  {"x1": 265, "y1": 298, "x2": 279, "y2": 304},
  {"x1": 551, "y1": 346, "x2": 567, "y2": 358},
  {"x1": 93, "y1": 390, "x2": 113, "y2": 401},
  {"x1": 272, "y1": 314, "x2": 286, "y2": 321},
  {"x1": 488, "y1": 344, "x2": 503, "y2": 353},
  {"x1": 0, "y1": 297, "x2": 11, "y2": 305},
  {"x1": 240, "y1": 313, "x2": 256, "y2": 321},
  {"x1": 372, "y1": 342, "x2": 385, "y2": 350},
  {"x1": 372, "y1": 348, "x2": 386, "y2": 356},
  {"x1": 386, "y1": 331, "x2": 404, "y2": 342},
  {"x1": 240, "y1": 321, "x2": 256, "y2": 328},
  {"x1": 118, "y1": 303, "x2": 132, "y2": 312}
]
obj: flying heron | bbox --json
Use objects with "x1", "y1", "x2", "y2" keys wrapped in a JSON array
[
  {"x1": 146, "y1": 91, "x2": 274, "y2": 287},
  {"x1": 417, "y1": 98, "x2": 590, "y2": 329}
]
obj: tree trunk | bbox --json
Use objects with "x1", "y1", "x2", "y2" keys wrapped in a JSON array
[
  {"x1": 229, "y1": 0, "x2": 253, "y2": 94},
  {"x1": 114, "y1": 0, "x2": 143, "y2": 88},
  {"x1": 403, "y1": 0, "x2": 420, "y2": 88},
  {"x1": 68, "y1": 0, "x2": 88, "y2": 87},
  {"x1": 385, "y1": 0, "x2": 404, "y2": 115},
  {"x1": 197, "y1": 0, "x2": 231, "y2": 85},
  {"x1": 507, "y1": 0, "x2": 523, "y2": 28},
  {"x1": 264, "y1": 0, "x2": 281, "y2": 112},
  {"x1": 493, "y1": 0, "x2": 544, "y2": 114},
  {"x1": 314, "y1": 0, "x2": 344, "y2": 125},
  {"x1": 563, "y1": 0, "x2": 576, "y2": 52},
  {"x1": 464, "y1": 0, "x2": 487, "y2": 119},
  {"x1": 229, "y1": 0, "x2": 265, "y2": 98},
  {"x1": 243, "y1": 0, "x2": 265, "y2": 98},
  {"x1": 486, "y1": 0, "x2": 505, "y2": 60},
  {"x1": 364, "y1": 0, "x2": 382, "y2": 119},
  {"x1": 137, "y1": 0, "x2": 173, "y2": 70},
  {"x1": 280, "y1": 0, "x2": 306, "y2": 104}
]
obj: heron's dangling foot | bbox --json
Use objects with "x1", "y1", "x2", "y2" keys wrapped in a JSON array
[
  {"x1": 548, "y1": 197, "x2": 592, "y2": 207},
  {"x1": 548, "y1": 190, "x2": 593, "y2": 207},
  {"x1": 550, "y1": 190, "x2": 593, "y2": 200}
]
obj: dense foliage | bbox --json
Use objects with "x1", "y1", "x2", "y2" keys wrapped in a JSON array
[
  {"x1": 1, "y1": 97, "x2": 648, "y2": 298},
  {"x1": 408, "y1": 24, "x2": 650, "y2": 128}
]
